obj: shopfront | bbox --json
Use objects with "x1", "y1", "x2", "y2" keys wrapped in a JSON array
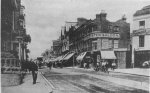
[
  {"x1": 100, "y1": 51, "x2": 117, "y2": 66},
  {"x1": 76, "y1": 51, "x2": 92, "y2": 68},
  {"x1": 134, "y1": 50, "x2": 150, "y2": 68},
  {"x1": 62, "y1": 52, "x2": 76, "y2": 67},
  {"x1": 91, "y1": 50, "x2": 116, "y2": 67}
]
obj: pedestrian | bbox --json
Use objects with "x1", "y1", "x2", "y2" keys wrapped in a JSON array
[
  {"x1": 30, "y1": 60, "x2": 38, "y2": 84},
  {"x1": 84, "y1": 62, "x2": 87, "y2": 69},
  {"x1": 111, "y1": 62, "x2": 116, "y2": 70},
  {"x1": 101, "y1": 61, "x2": 105, "y2": 72},
  {"x1": 96, "y1": 62, "x2": 100, "y2": 71},
  {"x1": 49, "y1": 62, "x2": 52, "y2": 70},
  {"x1": 105, "y1": 61, "x2": 109, "y2": 73}
]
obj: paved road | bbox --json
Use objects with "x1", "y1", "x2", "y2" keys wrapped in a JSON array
[
  {"x1": 68, "y1": 67, "x2": 149, "y2": 83},
  {"x1": 41, "y1": 68, "x2": 149, "y2": 93}
]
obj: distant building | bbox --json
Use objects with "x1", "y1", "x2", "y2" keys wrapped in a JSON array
[
  {"x1": 52, "y1": 39, "x2": 62, "y2": 57},
  {"x1": 132, "y1": 5, "x2": 150, "y2": 67},
  {"x1": 65, "y1": 21, "x2": 77, "y2": 32},
  {"x1": 61, "y1": 22, "x2": 77, "y2": 54}
]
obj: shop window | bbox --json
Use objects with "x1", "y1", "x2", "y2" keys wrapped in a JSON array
[
  {"x1": 139, "y1": 21, "x2": 145, "y2": 29},
  {"x1": 139, "y1": 35, "x2": 144, "y2": 47}
]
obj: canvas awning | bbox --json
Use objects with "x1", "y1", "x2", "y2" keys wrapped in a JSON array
[
  {"x1": 76, "y1": 52, "x2": 87, "y2": 61},
  {"x1": 58, "y1": 56, "x2": 63, "y2": 61},
  {"x1": 55, "y1": 56, "x2": 63, "y2": 61},
  {"x1": 60, "y1": 53, "x2": 69, "y2": 61},
  {"x1": 53, "y1": 56, "x2": 61, "y2": 62},
  {"x1": 63, "y1": 52, "x2": 75, "y2": 60},
  {"x1": 101, "y1": 51, "x2": 116, "y2": 59},
  {"x1": 48, "y1": 58, "x2": 56, "y2": 62}
]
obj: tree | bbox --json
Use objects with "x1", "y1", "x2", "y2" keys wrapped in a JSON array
[{"x1": 23, "y1": 34, "x2": 31, "y2": 43}]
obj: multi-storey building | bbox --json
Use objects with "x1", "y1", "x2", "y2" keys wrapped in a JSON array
[
  {"x1": 61, "y1": 26, "x2": 69, "y2": 54},
  {"x1": 52, "y1": 39, "x2": 62, "y2": 57},
  {"x1": 1, "y1": 0, "x2": 20, "y2": 67},
  {"x1": 51, "y1": 11, "x2": 130, "y2": 68},
  {"x1": 69, "y1": 11, "x2": 130, "y2": 68},
  {"x1": 1, "y1": 0, "x2": 29, "y2": 68},
  {"x1": 132, "y1": 5, "x2": 150, "y2": 67},
  {"x1": 61, "y1": 22, "x2": 77, "y2": 55}
]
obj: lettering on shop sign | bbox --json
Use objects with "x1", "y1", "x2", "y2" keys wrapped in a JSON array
[
  {"x1": 84, "y1": 33, "x2": 120, "y2": 41},
  {"x1": 91, "y1": 33, "x2": 120, "y2": 38}
]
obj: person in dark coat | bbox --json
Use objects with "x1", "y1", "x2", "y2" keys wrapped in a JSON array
[
  {"x1": 48, "y1": 62, "x2": 52, "y2": 70},
  {"x1": 30, "y1": 60, "x2": 38, "y2": 84}
]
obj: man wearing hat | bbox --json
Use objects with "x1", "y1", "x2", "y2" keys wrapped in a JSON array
[{"x1": 30, "y1": 59, "x2": 38, "y2": 84}]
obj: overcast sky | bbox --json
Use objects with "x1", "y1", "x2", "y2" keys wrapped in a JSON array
[{"x1": 22, "y1": 0, "x2": 150, "y2": 59}]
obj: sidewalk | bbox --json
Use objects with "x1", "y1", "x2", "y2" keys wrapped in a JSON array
[
  {"x1": 67, "y1": 67, "x2": 150, "y2": 91},
  {"x1": 109, "y1": 68, "x2": 150, "y2": 77},
  {"x1": 1, "y1": 73, "x2": 21, "y2": 87},
  {"x1": 70, "y1": 67, "x2": 150, "y2": 76},
  {"x1": 2, "y1": 72, "x2": 53, "y2": 93}
]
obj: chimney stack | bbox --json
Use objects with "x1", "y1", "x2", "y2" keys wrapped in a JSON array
[
  {"x1": 96, "y1": 10, "x2": 107, "y2": 21},
  {"x1": 122, "y1": 14, "x2": 127, "y2": 22}
]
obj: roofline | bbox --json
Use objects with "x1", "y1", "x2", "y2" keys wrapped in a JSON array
[{"x1": 65, "y1": 21, "x2": 77, "y2": 23}]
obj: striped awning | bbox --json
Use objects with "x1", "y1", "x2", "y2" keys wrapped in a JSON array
[
  {"x1": 60, "y1": 53, "x2": 69, "y2": 61},
  {"x1": 63, "y1": 53, "x2": 75, "y2": 60},
  {"x1": 76, "y1": 52, "x2": 87, "y2": 61}
]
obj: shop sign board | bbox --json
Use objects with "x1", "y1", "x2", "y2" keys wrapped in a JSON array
[{"x1": 84, "y1": 33, "x2": 120, "y2": 40}]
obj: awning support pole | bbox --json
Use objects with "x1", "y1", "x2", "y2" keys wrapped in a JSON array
[{"x1": 73, "y1": 55, "x2": 74, "y2": 68}]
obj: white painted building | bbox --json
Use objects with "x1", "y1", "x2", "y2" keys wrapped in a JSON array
[{"x1": 132, "y1": 5, "x2": 150, "y2": 67}]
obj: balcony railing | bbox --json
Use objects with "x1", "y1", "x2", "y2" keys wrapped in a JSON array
[{"x1": 132, "y1": 28, "x2": 150, "y2": 36}]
